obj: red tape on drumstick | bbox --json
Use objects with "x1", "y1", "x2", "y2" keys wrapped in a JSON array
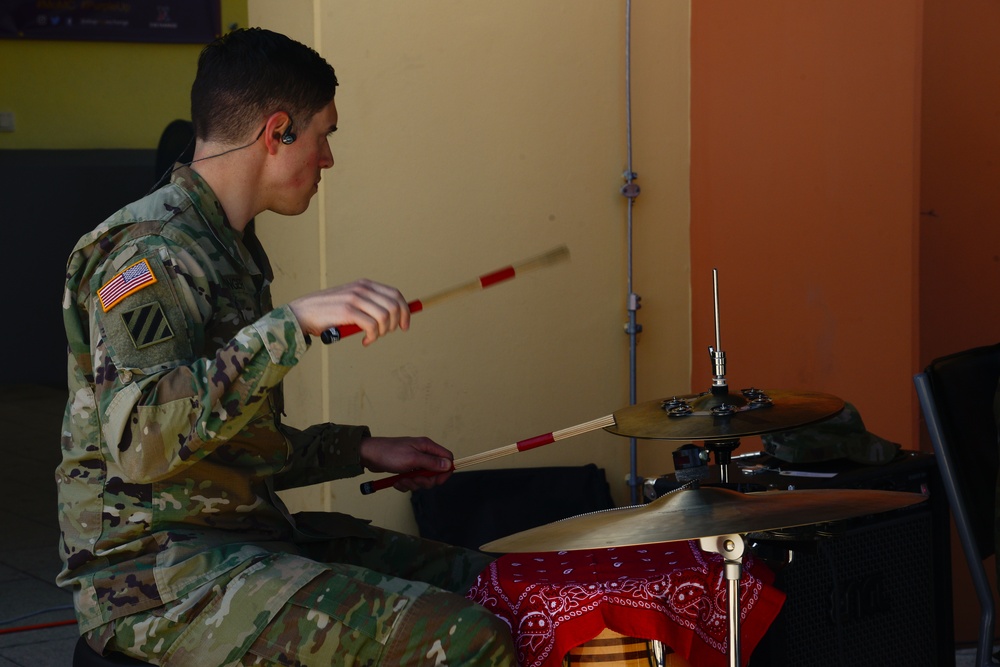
[
  {"x1": 359, "y1": 414, "x2": 615, "y2": 495},
  {"x1": 478, "y1": 266, "x2": 517, "y2": 288},
  {"x1": 321, "y1": 300, "x2": 425, "y2": 343},
  {"x1": 513, "y1": 433, "x2": 555, "y2": 452},
  {"x1": 321, "y1": 246, "x2": 568, "y2": 344}
]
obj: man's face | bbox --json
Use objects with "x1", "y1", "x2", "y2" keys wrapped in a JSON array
[{"x1": 269, "y1": 98, "x2": 338, "y2": 216}]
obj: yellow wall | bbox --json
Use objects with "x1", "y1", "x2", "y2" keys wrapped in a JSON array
[
  {"x1": 250, "y1": 1, "x2": 692, "y2": 533},
  {"x1": 0, "y1": 0, "x2": 248, "y2": 149}
]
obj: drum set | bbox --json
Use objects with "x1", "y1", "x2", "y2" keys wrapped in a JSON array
[
  {"x1": 480, "y1": 380, "x2": 926, "y2": 667},
  {"x1": 356, "y1": 256, "x2": 928, "y2": 666},
  {"x1": 478, "y1": 275, "x2": 925, "y2": 666}
]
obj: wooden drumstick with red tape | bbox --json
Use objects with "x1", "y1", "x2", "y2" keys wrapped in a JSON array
[
  {"x1": 359, "y1": 414, "x2": 616, "y2": 494},
  {"x1": 321, "y1": 245, "x2": 570, "y2": 344}
]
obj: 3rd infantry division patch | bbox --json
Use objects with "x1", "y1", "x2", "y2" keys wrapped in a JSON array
[{"x1": 121, "y1": 302, "x2": 175, "y2": 350}]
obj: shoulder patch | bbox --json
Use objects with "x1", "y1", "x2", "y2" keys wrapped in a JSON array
[
  {"x1": 98, "y1": 259, "x2": 158, "y2": 312},
  {"x1": 120, "y1": 302, "x2": 175, "y2": 349}
]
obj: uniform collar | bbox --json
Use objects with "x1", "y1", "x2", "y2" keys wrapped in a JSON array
[{"x1": 170, "y1": 165, "x2": 263, "y2": 279}]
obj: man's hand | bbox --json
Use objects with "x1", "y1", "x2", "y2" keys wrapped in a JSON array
[
  {"x1": 289, "y1": 279, "x2": 410, "y2": 346},
  {"x1": 359, "y1": 436, "x2": 455, "y2": 492}
]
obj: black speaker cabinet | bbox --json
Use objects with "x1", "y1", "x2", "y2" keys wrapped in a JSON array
[{"x1": 646, "y1": 451, "x2": 953, "y2": 667}]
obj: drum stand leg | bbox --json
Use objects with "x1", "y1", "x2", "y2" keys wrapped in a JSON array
[
  {"x1": 699, "y1": 533, "x2": 746, "y2": 667},
  {"x1": 649, "y1": 639, "x2": 667, "y2": 667}
]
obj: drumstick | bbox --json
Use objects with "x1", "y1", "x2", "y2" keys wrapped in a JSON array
[
  {"x1": 321, "y1": 245, "x2": 570, "y2": 344},
  {"x1": 359, "y1": 414, "x2": 616, "y2": 494}
]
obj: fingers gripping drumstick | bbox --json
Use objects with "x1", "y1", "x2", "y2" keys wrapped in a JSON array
[
  {"x1": 321, "y1": 245, "x2": 571, "y2": 344},
  {"x1": 359, "y1": 414, "x2": 616, "y2": 494}
]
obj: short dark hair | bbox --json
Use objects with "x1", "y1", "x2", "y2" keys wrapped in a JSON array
[{"x1": 191, "y1": 28, "x2": 338, "y2": 144}]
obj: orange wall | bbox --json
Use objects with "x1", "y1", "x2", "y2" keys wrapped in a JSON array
[
  {"x1": 690, "y1": 2, "x2": 923, "y2": 452},
  {"x1": 921, "y1": 0, "x2": 1000, "y2": 645},
  {"x1": 920, "y1": 0, "x2": 1000, "y2": 365},
  {"x1": 691, "y1": 0, "x2": 1000, "y2": 646}
]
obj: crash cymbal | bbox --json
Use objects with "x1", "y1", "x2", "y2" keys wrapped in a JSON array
[
  {"x1": 606, "y1": 389, "x2": 844, "y2": 441},
  {"x1": 480, "y1": 486, "x2": 925, "y2": 553}
]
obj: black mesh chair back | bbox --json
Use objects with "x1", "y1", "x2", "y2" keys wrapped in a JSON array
[{"x1": 914, "y1": 342, "x2": 1000, "y2": 667}]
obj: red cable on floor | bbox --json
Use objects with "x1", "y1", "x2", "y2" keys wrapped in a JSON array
[{"x1": 0, "y1": 618, "x2": 77, "y2": 635}]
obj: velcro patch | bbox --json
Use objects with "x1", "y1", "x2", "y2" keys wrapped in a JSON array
[
  {"x1": 98, "y1": 258, "x2": 158, "y2": 312},
  {"x1": 120, "y1": 302, "x2": 174, "y2": 350}
]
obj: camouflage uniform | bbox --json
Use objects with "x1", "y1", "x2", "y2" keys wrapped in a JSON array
[{"x1": 57, "y1": 166, "x2": 514, "y2": 666}]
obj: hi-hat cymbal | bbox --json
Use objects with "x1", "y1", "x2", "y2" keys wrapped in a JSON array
[
  {"x1": 480, "y1": 486, "x2": 925, "y2": 553},
  {"x1": 606, "y1": 389, "x2": 844, "y2": 441}
]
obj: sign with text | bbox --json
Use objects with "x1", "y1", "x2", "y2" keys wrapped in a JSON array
[{"x1": 0, "y1": 1, "x2": 221, "y2": 43}]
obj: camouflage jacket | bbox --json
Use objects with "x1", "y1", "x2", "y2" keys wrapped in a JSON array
[{"x1": 57, "y1": 166, "x2": 370, "y2": 633}]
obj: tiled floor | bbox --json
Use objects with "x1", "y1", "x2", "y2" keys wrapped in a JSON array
[
  {"x1": 0, "y1": 385, "x2": 78, "y2": 666},
  {"x1": 0, "y1": 384, "x2": 994, "y2": 666},
  {"x1": 957, "y1": 648, "x2": 999, "y2": 667}
]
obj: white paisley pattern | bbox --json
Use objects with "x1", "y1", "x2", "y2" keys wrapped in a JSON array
[{"x1": 466, "y1": 540, "x2": 784, "y2": 667}]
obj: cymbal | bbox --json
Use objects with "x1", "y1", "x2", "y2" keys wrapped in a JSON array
[
  {"x1": 480, "y1": 486, "x2": 925, "y2": 553},
  {"x1": 606, "y1": 389, "x2": 844, "y2": 441}
]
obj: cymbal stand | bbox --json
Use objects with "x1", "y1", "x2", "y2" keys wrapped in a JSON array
[
  {"x1": 709, "y1": 268, "x2": 727, "y2": 397},
  {"x1": 649, "y1": 640, "x2": 668, "y2": 667},
  {"x1": 699, "y1": 533, "x2": 746, "y2": 667},
  {"x1": 704, "y1": 269, "x2": 741, "y2": 481},
  {"x1": 705, "y1": 438, "x2": 740, "y2": 467}
]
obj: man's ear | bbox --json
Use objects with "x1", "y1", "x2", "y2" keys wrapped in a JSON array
[{"x1": 262, "y1": 111, "x2": 293, "y2": 155}]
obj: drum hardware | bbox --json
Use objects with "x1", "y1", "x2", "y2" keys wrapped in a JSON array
[
  {"x1": 611, "y1": 269, "x2": 845, "y2": 487},
  {"x1": 699, "y1": 533, "x2": 746, "y2": 667},
  {"x1": 649, "y1": 640, "x2": 669, "y2": 667},
  {"x1": 350, "y1": 262, "x2": 865, "y2": 662},
  {"x1": 362, "y1": 270, "x2": 844, "y2": 492},
  {"x1": 607, "y1": 270, "x2": 844, "y2": 479},
  {"x1": 361, "y1": 384, "x2": 843, "y2": 493},
  {"x1": 660, "y1": 388, "x2": 774, "y2": 418},
  {"x1": 671, "y1": 443, "x2": 710, "y2": 484},
  {"x1": 612, "y1": 382, "x2": 840, "y2": 482},
  {"x1": 482, "y1": 485, "x2": 926, "y2": 667},
  {"x1": 709, "y1": 268, "x2": 727, "y2": 392},
  {"x1": 608, "y1": 389, "x2": 843, "y2": 451}
]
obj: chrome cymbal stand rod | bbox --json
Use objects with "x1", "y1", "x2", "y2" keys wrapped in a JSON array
[
  {"x1": 709, "y1": 268, "x2": 727, "y2": 394},
  {"x1": 699, "y1": 533, "x2": 745, "y2": 667},
  {"x1": 649, "y1": 639, "x2": 667, "y2": 667},
  {"x1": 705, "y1": 269, "x2": 741, "y2": 476}
]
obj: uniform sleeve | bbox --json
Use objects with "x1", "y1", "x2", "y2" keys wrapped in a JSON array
[
  {"x1": 272, "y1": 422, "x2": 371, "y2": 491},
  {"x1": 88, "y1": 241, "x2": 310, "y2": 484}
]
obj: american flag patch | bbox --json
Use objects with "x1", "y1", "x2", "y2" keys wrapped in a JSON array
[{"x1": 97, "y1": 258, "x2": 158, "y2": 312}]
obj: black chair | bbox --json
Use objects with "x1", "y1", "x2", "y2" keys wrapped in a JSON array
[
  {"x1": 914, "y1": 343, "x2": 1000, "y2": 667},
  {"x1": 73, "y1": 636, "x2": 152, "y2": 666}
]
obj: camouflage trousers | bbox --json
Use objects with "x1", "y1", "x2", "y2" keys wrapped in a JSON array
[{"x1": 88, "y1": 526, "x2": 516, "y2": 666}]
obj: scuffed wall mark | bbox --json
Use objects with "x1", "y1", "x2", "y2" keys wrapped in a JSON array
[
  {"x1": 391, "y1": 363, "x2": 418, "y2": 401},
  {"x1": 357, "y1": 386, "x2": 375, "y2": 414}
]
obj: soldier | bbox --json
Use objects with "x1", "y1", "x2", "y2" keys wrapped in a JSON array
[{"x1": 57, "y1": 27, "x2": 516, "y2": 666}]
